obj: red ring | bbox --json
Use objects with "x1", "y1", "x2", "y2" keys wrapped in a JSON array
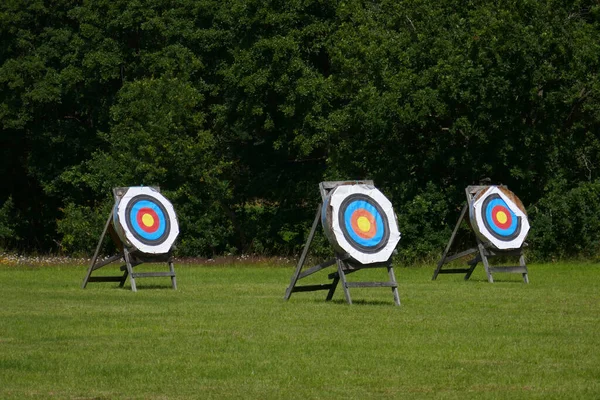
[
  {"x1": 350, "y1": 209, "x2": 377, "y2": 239},
  {"x1": 491, "y1": 205, "x2": 512, "y2": 229},
  {"x1": 136, "y1": 208, "x2": 160, "y2": 233}
]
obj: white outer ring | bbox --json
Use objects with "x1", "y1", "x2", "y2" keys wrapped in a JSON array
[
  {"x1": 116, "y1": 187, "x2": 179, "y2": 254},
  {"x1": 472, "y1": 186, "x2": 530, "y2": 250},
  {"x1": 329, "y1": 185, "x2": 401, "y2": 264}
]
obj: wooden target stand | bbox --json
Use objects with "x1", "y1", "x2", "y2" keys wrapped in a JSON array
[
  {"x1": 82, "y1": 187, "x2": 177, "y2": 292},
  {"x1": 284, "y1": 181, "x2": 401, "y2": 305},
  {"x1": 432, "y1": 185, "x2": 529, "y2": 283}
]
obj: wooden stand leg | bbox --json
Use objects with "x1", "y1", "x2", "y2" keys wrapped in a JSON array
[
  {"x1": 464, "y1": 257, "x2": 478, "y2": 280},
  {"x1": 169, "y1": 258, "x2": 177, "y2": 289},
  {"x1": 466, "y1": 246, "x2": 529, "y2": 283},
  {"x1": 123, "y1": 248, "x2": 137, "y2": 292},
  {"x1": 118, "y1": 268, "x2": 129, "y2": 287},
  {"x1": 82, "y1": 212, "x2": 113, "y2": 289},
  {"x1": 433, "y1": 204, "x2": 468, "y2": 280},
  {"x1": 520, "y1": 254, "x2": 529, "y2": 283},
  {"x1": 284, "y1": 204, "x2": 322, "y2": 300},
  {"x1": 336, "y1": 260, "x2": 352, "y2": 305},
  {"x1": 326, "y1": 277, "x2": 340, "y2": 301},
  {"x1": 478, "y1": 242, "x2": 494, "y2": 283},
  {"x1": 388, "y1": 266, "x2": 401, "y2": 306}
]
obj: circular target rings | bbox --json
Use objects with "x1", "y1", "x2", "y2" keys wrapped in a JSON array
[
  {"x1": 125, "y1": 195, "x2": 171, "y2": 245},
  {"x1": 338, "y1": 193, "x2": 390, "y2": 253},
  {"x1": 322, "y1": 184, "x2": 401, "y2": 264},
  {"x1": 470, "y1": 186, "x2": 529, "y2": 250},
  {"x1": 482, "y1": 194, "x2": 520, "y2": 241},
  {"x1": 114, "y1": 187, "x2": 179, "y2": 254}
]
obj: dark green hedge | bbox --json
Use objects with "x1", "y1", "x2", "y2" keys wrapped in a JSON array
[{"x1": 1, "y1": 0, "x2": 599, "y2": 262}]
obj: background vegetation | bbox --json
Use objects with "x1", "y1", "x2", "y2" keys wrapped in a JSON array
[{"x1": 2, "y1": 0, "x2": 600, "y2": 261}]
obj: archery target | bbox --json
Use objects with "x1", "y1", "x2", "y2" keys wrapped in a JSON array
[
  {"x1": 469, "y1": 186, "x2": 529, "y2": 250},
  {"x1": 322, "y1": 184, "x2": 401, "y2": 264},
  {"x1": 113, "y1": 187, "x2": 179, "y2": 254}
]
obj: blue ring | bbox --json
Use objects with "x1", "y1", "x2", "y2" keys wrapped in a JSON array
[
  {"x1": 485, "y1": 198, "x2": 518, "y2": 236},
  {"x1": 343, "y1": 200, "x2": 384, "y2": 247},
  {"x1": 129, "y1": 200, "x2": 167, "y2": 241}
]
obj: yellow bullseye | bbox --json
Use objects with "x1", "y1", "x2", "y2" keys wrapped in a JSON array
[
  {"x1": 357, "y1": 216, "x2": 371, "y2": 232},
  {"x1": 496, "y1": 211, "x2": 508, "y2": 224},
  {"x1": 142, "y1": 213, "x2": 155, "y2": 227}
]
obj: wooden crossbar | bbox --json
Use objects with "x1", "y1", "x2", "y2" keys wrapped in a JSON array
[
  {"x1": 345, "y1": 282, "x2": 397, "y2": 288},
  {"x1": 298, "y1": 258, "x2": 337, "y2": 280},
  {"x1": 131, "y1": 271, "x2": 176, "y2": 278},
  {"x1": 91, "y1": 254, "x2": 124, "y2": 271}
]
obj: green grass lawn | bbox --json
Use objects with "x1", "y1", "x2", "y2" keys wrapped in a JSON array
[{"x1": 0, "y1": 261, "x2": 599, "y2": 399}]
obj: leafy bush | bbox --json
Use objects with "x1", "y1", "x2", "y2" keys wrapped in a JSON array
[
  {"x1": 56, "y1": 201, "x2": 114, "y2": 256},
  {"x1": 395, "y1": 183, "x2": 454, "y2": 264},
  {"x1": 3, "y1": 0, "x2": 600, "y2": 261},
  {"x1": 0, "y1": 197, "x2": 17, "y2": 250},
  {"x1": 528, "y1": 181, "x2": 600, "y2": 261}
]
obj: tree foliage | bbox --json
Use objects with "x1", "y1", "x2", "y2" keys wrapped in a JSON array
[{"x1": 1, "y1": 0, "x2": 599, "y2": 261}]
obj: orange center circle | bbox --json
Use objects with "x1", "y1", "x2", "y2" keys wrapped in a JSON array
[{"x1": 350, "y1": 209, "x2": 377, "y2": 239}]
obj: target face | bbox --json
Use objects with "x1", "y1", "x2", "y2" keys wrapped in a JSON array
[
  {"x1": 114, "y1": 187, "x2": 179, "y2": 254},
  {"x1": 339, "y1": 194, "x2": 390, "y2": 253},
  {"x1": 126, "y1": 195, "x2": 170, "y2": 244},
  {"x1": 322, "y1": 185, "x2": 400, "y2": 264},
  {"x1": 470, "y1": 186, "x2": 529, "y2": 250}
]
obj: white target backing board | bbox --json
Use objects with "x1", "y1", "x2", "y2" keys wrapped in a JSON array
[
  {"x1": 321, "y1": 184, "x2": 401, "y2": 264},
  {"x1": 469, "y1": 186, "x2": 530, "y2": 250},
  {"x1": 113, "y1": 187, "x2": 180, "y2": 254}
]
